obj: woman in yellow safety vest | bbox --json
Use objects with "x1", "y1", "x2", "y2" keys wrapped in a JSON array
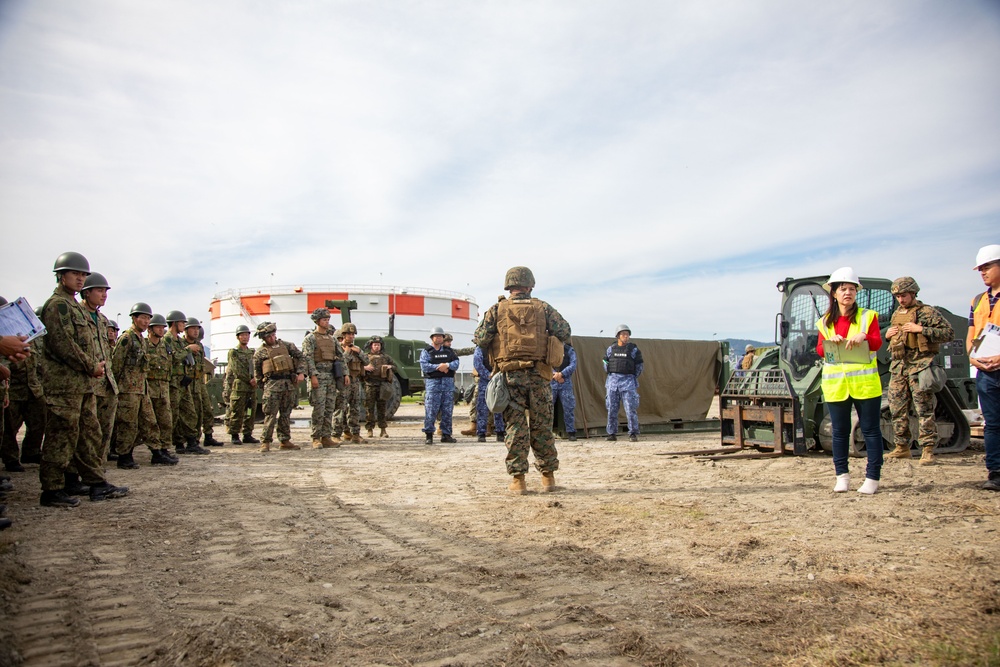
[
  {"x1": 968, "y1": 244, "x2": 1000, "y2": 492},
  {"x1": 815, "y1": 267, "x2": 884, "y2": 495}
]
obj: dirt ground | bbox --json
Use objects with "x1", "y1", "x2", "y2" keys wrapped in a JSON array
[{"x1": 0, "y1": 401, "x2": 998, "y2": 667}]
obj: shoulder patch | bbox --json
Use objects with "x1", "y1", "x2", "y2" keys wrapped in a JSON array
[{"x1": 57, "y1": 302, "x2": 68, "y2": 315}]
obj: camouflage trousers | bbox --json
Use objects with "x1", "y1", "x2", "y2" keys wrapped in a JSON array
[
  {"x1": 261, "y1": 387, "x2": 297, "y2": 444},
  {"x1": 888, "y1": 369, "x2": 938, "y2": 449},
  {"x1": 364, "y1": 382, "x2": 389, "y2": 430},
  {"x1": 227, "y1": 390, "x2": 257, "y2": 438},
  {"x1": 194, "y1": 381, "x2": 214, "y2": 436},
  {"x1": 169, "y1": 379, "x2": 198, "y2": 446},
  {"x1": 501, "y1": 369, "x2": 558, "y2": 476},
  {"x1": 115, "y1": 393, "x2": 160, "y2": 456},
  {"x1": 149, "y1": 392, "x2": 173, "y2": 451},
  {"x1": 1, "y1": 395, "x2": 46, "y2": 464},
  {"x1": 40, "y1": 392, "x2": 107, "y2": 491},
  {"x1": 96, "y1": 393, "x2": 119, "y2": 463},
  {"x1": 309, "y1": 374, "x2": 341, "y2": 438},
  {"x1": 334, "y1": 377, "x2": 363, "y2": 437}
]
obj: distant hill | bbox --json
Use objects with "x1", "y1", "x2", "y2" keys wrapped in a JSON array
[{"x1": 725, "y1": 338, "x2": 771, "y2": 354}]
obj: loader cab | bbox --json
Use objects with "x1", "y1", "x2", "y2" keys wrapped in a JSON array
[{"x1": 776, "y1": 277, "x2": 895, "y2": 382}]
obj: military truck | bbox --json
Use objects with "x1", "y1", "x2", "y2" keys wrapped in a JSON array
[{"x1": 723, "y1": 275, "x2": 974, "y2": 456}]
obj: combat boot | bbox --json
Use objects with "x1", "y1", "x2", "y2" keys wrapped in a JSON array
[
  {"x1": 321, "y1": 437, "x2": 340, "y2": 449},
  {"x1": 279, "y1": 440, "x2": 301, "y2": 450},
  {"x1": 351, "y1": 434, "x2": 368, "y2": 444},
  {"x1": 259, "y1": 442, "x2": 271, "y2": 453},
  {"x1": 441, "y1": 435, "x2": 457, "y2": 444},
  {"x1": 230, "y1": 434, "x2": 242, "y2": 445},
  {"x1": 425, "y1": 433, "x2": 434, "y2": 445},
  {"x1": 204, "y1": 434, "x2": 223, "y2": 447},
  {"x1": 886, "y1": 443, "x2": 911, "y2": 459},
  {"x1": 64, "y1": 472, "x2": 90, "y2": 496},
  {"x1": 508, "y1": 474, "x2": 527, "y2": 495},
  {"x1": 116, "y1": 451, "x2": 140, "y2": 470},
  {"x1": 983, "y1": 471, "x2": 1000, "y2": 491},
  {"x1": 379, "y1": 428, "x2": 388, "y2": 438},
  {"x1": 605, "y1": 434, "x2": 617, "y2": 442},
  {"x1": 541, "y1": 471, "x2": 557, "y2": 492},
  {"x1": 918, "y1": 446, "x2": 937, "y2": 466},
  {"x1": 568, "y1": 433, "x2": 577, "y2": 441},
  {"x1": 40, "y1": 490, "x2": 80, "y2": 508},
  {"x1": 366, "y1": 428, "x2": 374, "y2": 438},
  {"x1": 478, "y1": 435, "x2": 487, "y2": 443},
  {"x1": 312, "y1": 439, "x2": 323, "y2": 449},
  {"x1": 460, "y1": 425, "x2": 477, "y2": 436},
  {"x1": 496, "y1": 432, "x2": 505, "y2": 442},
  {"x1": 89, "y1": 481, "x2": 129, "y2": 501},
  {"x1": 151, "y1": 449, "x2": 179, "y2": 466},
  {"x1": 242, "y1": 434, "x2": 260, "y2": 444},
  {"x1": 185, "y1": 437, "x2": 211, "y2": 455}
]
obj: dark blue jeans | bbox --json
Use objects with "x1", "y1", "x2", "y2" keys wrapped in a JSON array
[
  {"x1": 977, "y1": 370, "x2": 1000, "y2": 473},
  {"x1": 827, "y1": 395, "x2": 883, "y2": 480}
]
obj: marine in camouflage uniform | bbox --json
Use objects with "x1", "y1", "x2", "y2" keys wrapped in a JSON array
[
  {"x1": 165, "y1": 311, "x2": 208, "y2": 455},
  {"x1": 145, "y1": 314, "x2": 176, "y2": 459},
  {"x1": 38, "y1": 252, "x2": 127, "y2": 506},
  {"x1": 302, "y1": 309, "x2": 344, "y2": 448},
  {"x1": 80, "y1": 273, "x2": 119, "y2": 464},
  {"x1": 363, "y1": 336, "x2": 397, "y2": 437},
  {"x1": 112, "y1": 304, "x2": 177, "y2": 468},
  {"x1": 333, "y1": 323, "x2": 369, "y2": 444},
  {"x1": 253, "y1": 322, "x2": 305, "y2": 451},
  {"x1": 884, "y1": 277, "x2": 955, "y2": 465},
  {"x1": 474, "y1": 266, "x2": 571, "y2": 494},
  {"x1": 224, "y1": 325, "x2": 258, "y2": 444},
  {"x1": 1, "y1": 335, "x2": 45, "y2": 471}
]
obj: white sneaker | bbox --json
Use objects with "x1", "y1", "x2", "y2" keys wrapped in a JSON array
[
  {"x1": 857, "y1": 478, "x2": 879, "y2": 495},
  {"x1": 833, "y1": 473, "x2": 850, "y2": 493}
]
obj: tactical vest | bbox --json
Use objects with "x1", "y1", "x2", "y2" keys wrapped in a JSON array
[
  {"x1": 344, "y1": 348, "x2": 364, "y2": 377},
  {"x1": 367, "y1": 353, "x2": 392, "y2": 382},
  {"x1": 146, "y1": 337, "x2": 171, "y2": 381},
  {"x1": 816, "y1": 308, "x2": 881, "y2": 402},
  {"x1": 889, "y1": 305, "x2": 938, "y2": 359},
  {"x1": 263, "y1": 342, "x2": 294, "y2": 375},
  {"x1": 606, "y1": 343, "x2": 641, "y2": 375},
  {"x1": 556, "y1": 344, "x2": 572, "y2": 372},
  {"x1": 313, "y1": 332, "x2": 337, "y2": 362},
  {"x1": 424, "y1": 346, "x2": 458, "y2": 378},
  {"x1": 494, "y1": 297, "x2": 548, "y2": 370}
]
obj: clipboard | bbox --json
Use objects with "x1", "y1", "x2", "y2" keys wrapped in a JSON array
[
  {"x1": 823, "y1": 339, "x2": 872, "y2": 365},
  {"x1": 970, "y1": 323, "x2": 1000, "y2": 359},
  {"x1": 0, "y1": 297, "x2": 46, "y2": 342}
]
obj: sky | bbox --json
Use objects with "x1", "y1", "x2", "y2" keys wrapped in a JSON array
[{"x1": 1, "y1": 0, "x2": 998, "y2": 344}]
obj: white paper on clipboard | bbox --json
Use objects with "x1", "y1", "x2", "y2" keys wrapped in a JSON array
[
  {"x1": 823, "y1": 339, "x2": 872, "y2": 365},
  {"x1": 0, "y1": 298, "x2": 46, "y2": 342},
  {"x1": 970, "y1": 323, "x2": 1000, "y2": 359}
]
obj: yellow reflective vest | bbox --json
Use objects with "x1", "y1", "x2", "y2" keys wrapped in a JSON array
[{"x1": 816, "y1": 308, "x2": 882, "y2": 402}]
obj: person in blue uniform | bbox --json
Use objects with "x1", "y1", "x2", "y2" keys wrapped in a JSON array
[
  {"x1": 473, "y1": 346, "x2": 505, "y2": 442},
  {"x1": 551, "y1": 342, "x2": 578, "y2": 441},
  {"x1": 420, "y1": 327, "x2": 459, "y2": 444},
  {"x1": 605, "y1": 324, "x2": 643, "y2": 442}
]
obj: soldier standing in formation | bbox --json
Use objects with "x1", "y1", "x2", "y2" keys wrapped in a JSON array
[
  {"x1": 472, "y1": 345, "x2": 504, "y2": 443},
  {"x1": 80, "y1": 272, "x2": 119, "y2": 463},
  {"x1": 474, "y1": 266, "x2": 571, "y2": 494},
  {"x1": 111, "y1": 302, "x2": 177, "y2": 468},
  {"x1": 420, "y1": 327, "x2": 459, "y2": 445},
  {"x1": 363, "y1": 335, "x2": 397, "y2": 439},
  {"x1": 884, "y1": 276, "x2": 955, "y2": 465},
  {"x1": 186, "y1": 319, "x2": 221, "y2": 448},
  {"x1": 253, "y1": 322, "x2": 305, "y2": 452},
  {"x1": 301, "y1": 308, "x2": 344, "y2": 449},
  {"x1": 969, "y1": 244, "x2": 1000, "y2": 492},
  {"x1": 1, "y1": 301, "x2": 45, "y2": 472},
  {"x1": 224, "y1": 324, "x2": 259, "y2": 445},
  {"x1": 38, "y1": 252, "x2": 128, "y2": 507},
  {"x1": 165, "y1": 311, "x2": 209, "y2": 455},
  {"x1": 551, "y1": 342, "x2": 577, "y2": 441},
  {"x1": 604, "y1": 324, "x2": 644, "y2": 442},
  {"x1": 145, "y1": 314, "x2": 177, "y2": 461},
  {"x1": 334, "y1": 322, "x2": 368, "y2": 444}
]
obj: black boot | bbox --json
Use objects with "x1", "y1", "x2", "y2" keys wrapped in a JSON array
[
  {"x1": 89, "y1": 481, "x2": 129, "y2": 501},
  {"x1": 605, "y1": 434, "x2": 617, "y2": 442},
  {"x1": 116, "y1": 451, "x2": 140, "y2": 470},
  {"x1": 3, "y1": 459, "x2": 25, "y2": 473},
  {"x1": 567, "y1": 433, "x2": 577, "y2": 442},
  {"x1": 496, "y1": 432, "x2": 506, "y2": 442},
  {"x1": 185, "y1": 436, "x2": 210, "y2": 455},
  {"x1": 242, "y1": 434, "x2": 259, "y2": 444},
  {"x1": 204, "y1": 433, "x2": 223, "y2": 447},
  {"x1": 477, "y1": 434, "x2": 487, "y2": 443},
  {"x1": 162, "y1": 448, "x2": 180, "y2": 463},
  {"x1": 151, "y1": 449, "x2": 179, "y2": 466},
  {"x1": 40, "y1": 489, "x2": 81, "y2": 508},
  {"x1": 230, "y1": 434, "x2": 242, "y2": 445},
  {"x1": 424, "y1": 433, "x2": 433, "y2": 445},
  {"x1": 107, "y1": 450, "x2": 119, "y2": 461},
  {"x1": 20, "y1": 453, "x2": 41, "y2": 465},
  {"x1": 64, "y1": 472, "x2": 90, "y2": 496},
  {"x1": 440, "y1": 435, "x2": 457, "y2": 444},
  {"x1": 0, "y1": 518, "x2": 11, "y2": 530}
]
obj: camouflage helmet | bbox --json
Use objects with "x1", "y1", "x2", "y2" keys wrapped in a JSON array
[
  {"x1": 235, "y1": 324, "x2": 251, "y2": 336},
  {"x1": 166, "y1": 310, "x2": 186, "y2": 324},
  {"x1": 149, "y1": 314, "x2": 168, "y2": 327},
  {"x1": 108, "y1": 320, "x2": 120, "y2": 331},
  {"x1": 334, "y1": 327, "x2": 344, "y2": 339},
  {"x1": 504, "y1": 266, "x2": 535, "y2": 290},
  {"x1": 311, "y1": 307, "x2": 331, "y2": 322},
  {"x1": 891, "y1": 276, "x2": 920, "y2": 295},
  {"x1": 53, "y1": 251, "x2": 90, "y2": 274},
  {"x1": 443, "y1": 333, "x2": 454, "y2": 343},
  {"x1": 341, "y1": 322, "x2": 358, "y2": 335},
  {"x1": 82, "y1": 272, "x2": 110, "y2": 292},
  {"x1": 366, "y1": 335, "x2": 383, "y2": 350},
  {"x1": 184, "y1": 317, "x2": 201, "y2": 330},
  {"x1": 129, "y1": 301, "x2": 153, "y2": 317},
  {"x1": 256, "y1": 321, "x2": 277, "y2": 338},
  {"x1": 615, "y1": 324, "x2": 631, "y2": 337},
  {"x1": 429, "y1": 326, "x2": 445, "y2": 339}
]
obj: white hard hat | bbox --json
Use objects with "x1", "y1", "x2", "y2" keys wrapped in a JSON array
[
  {"x1": 823, "y1": 267, "x2": 861, "y2": 292},
  {"x1": 974, "y1": 244, "x2": 1000, "y2": 270}
]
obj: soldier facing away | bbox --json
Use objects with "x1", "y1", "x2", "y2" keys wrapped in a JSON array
[
  {"x1": 884, "y1": 277, "x2": 954, "y2": 465},
  {"x1": 474, "y1": 266, "x2": 571, "y2": 494}
]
